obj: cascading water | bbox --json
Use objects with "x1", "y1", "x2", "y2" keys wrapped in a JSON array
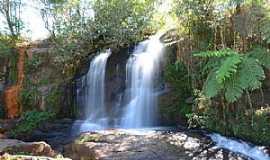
[
  {"x1": 121, "y1": 35, "x2": 164, "y2": 128},
  {"x1": 77, "y1": 50, "x2": 111, "y2": 131},
  {"x1": 210, "y1": 133, "x2": 270, "y2": 160}
]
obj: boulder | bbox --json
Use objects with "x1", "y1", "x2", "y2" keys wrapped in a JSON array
[{"x1": 0, "y1": 139, "x2": 57, "y2": 157}]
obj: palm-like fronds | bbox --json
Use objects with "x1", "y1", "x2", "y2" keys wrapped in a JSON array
[
  {"x1": 216, "y1": 54, "x2": 242, "y2": 84},
  {"x1": 199, "y1": 47, "x2": 267, "y2": 103},
  {"x1": 194, "y1": 48, "x2": 237, "y2": 58},
  {"x1": 247, "y1": 47, "x2": 270, "y2": 69}
]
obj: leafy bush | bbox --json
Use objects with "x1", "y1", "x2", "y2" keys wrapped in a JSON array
[
  {"x1": 25, "y1": 54, "x2": 43, "y2": 74},
  {"x1": 161, "y1": 60, "x2": 193, "y2": 123},
  {"x1": 186, "y1": 113, "x2": 207, "y2": 128},
  {"x1": 45, "y1": 87, "x2": 62, "y2": 113},
  {"x1": 165, "y1": 60, "x2": 192, "y2": 99},
  {"x1": 10, "y1": 111, "x2": 55, "y2": 137},
  {"x1": 20, "y1": 80, "x2": 40, "y2": 111},
  {"x1": 0, "y1": 36, "x2": 12, "y2": 58}
]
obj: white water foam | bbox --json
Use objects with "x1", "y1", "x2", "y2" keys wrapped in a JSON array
[{"x1": 210, "y1": 133, "x2": 270, "y2": 160}]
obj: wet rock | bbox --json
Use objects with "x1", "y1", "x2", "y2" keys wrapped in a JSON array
[
  {"x1": 0, "y1": 139, "x2": 57, "y2": 157},
  {"x1": 158, "y1": 90, "x2": 186, "y2": 125},
  {"x1": 22, "y1": 119, "x2": 75, "y2": 152},
  {"x1": 0, "y1": 133, "x2": 6, "y2": 139},
  {"x1": 64, "y1": 129, "x2": 247, "y2": 160},
  {"x1": 0, "y1": 119, "x2": 17, "y2": 133}
]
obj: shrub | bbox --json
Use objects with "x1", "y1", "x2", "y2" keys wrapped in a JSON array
[
  {"x1": 163, "y1": 60, "x2": 193, "y2": 123},
  {"x1": 10, "y1": 111, "x2": 55, "y2": 137}
]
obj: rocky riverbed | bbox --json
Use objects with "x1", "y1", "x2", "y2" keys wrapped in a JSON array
[
  {"x1": 1, "y1": 120, "x2": 269, "y2": 160},
  {"x1": 63, "y1": 129, "x2": 250, "y2": 160}
]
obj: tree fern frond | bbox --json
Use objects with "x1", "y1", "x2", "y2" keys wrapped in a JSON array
[
  {"x1": 260, "y1": 16, "x2": 270, "y2": 44},
  {"x1": 247, "y1": 47, "x2": 270, "y2": 69},
  {"x1": 200, "y1": 48, "x2": 266, "y2": 103},
  {"x1": 201, "y1": 58, "x2": 223, "y2": 74},
  {"x1": 224, "y1": 77, "x2": 244, "y2": 103},
  {"x1": 216, "y1": 54, "x2": 242, "y2": 84},
  {"x1": 203, "y1": 71, "x2": 223, "y2": 98},
  {"x1": 194, "y1": 48, "x2": 237, "y2": 58},
  {"x1": 237, "y1": 57, "x2": 265, "y2": 91}
]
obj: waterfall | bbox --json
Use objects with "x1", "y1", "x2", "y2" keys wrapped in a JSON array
[
  {"x1": 78, "y1": 50, "x2": 111, "y2": 131},
  {"x1": 121, "y1": 35, "x2": 164, "y2": 128}
]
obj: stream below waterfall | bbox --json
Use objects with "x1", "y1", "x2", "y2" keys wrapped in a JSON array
[{"x1": 25, "y1": 119, "x2": 270, "y2": 160}]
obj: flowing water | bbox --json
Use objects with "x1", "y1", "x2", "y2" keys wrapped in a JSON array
[
  {"x1": 120, "y1": 35, "x2": 164, "y2": 128},
  {"x1": 77, "y1": 50, "x2": 111, "y2": 130},
  {"x1": 210, "y1": 133, "x2": 270, "y2": 160}
]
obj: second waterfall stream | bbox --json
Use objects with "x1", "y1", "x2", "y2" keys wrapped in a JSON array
[
  {"x1": 78, "y1": 49, "x2": 112, "y2": 131},
  {"x1": 120, "y1": 35, "x2": 164, "y2": 128}
]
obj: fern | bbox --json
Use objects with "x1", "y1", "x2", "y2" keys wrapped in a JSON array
[
  {"x1": 223, "y1": 58, "x2": 265, "y2": 103},
  {"x1": 201, "y1": 57, "x2": 223, "y2": 75},
  {"x1": 198, "y1": 48, "x2": 266, "y2": 103},
  {"x1": 247, "y1": 47, "x2": 270, "y2": 69},
  {"x1": 216, "y1": 54, "x2": 242, "y2": 84},
  {"x1": 203, "y1": 71, "x2": 223, "y2": 98},
  {"x1": 194, "y1": 48, "x2": 237, "y2": 58},
  {"x1": 237, "y1": 57, "x2": 265, "y2": 90},
  {"x1": 260, "y1": 16, "x2": 270, "y2": 44},
  {"x1": 224, "y1": 77, "x2": 244, "y2": 103}
]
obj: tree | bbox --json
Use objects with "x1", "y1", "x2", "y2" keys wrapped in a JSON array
[
  {"x1": 0, "y1": 0, "x2": 23, "y2": 38},
  {"x1": 92, "y1": 0, "x2": 156, "y2": 45}
]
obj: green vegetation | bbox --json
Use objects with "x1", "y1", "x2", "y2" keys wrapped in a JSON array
[
  {"x1": 162, "y1": 0, "x2": 270, "y2": 145},
  {"x1": 10, "y1": 111, "x2": 55, "y2": 137},
  {"x1": 163, "y1": 60, "x2": 192, "y2": 122},
  {"x1": 195, "y1": 47, "x2": 268, "y2": 103}
]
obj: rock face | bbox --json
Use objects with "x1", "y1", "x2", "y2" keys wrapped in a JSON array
[
  {"x1": 3, "y1": 45, "x2": 27, "y2": 119},
  {"x1": 64, "y1": 129, "x2": 247, "y2": 160}
]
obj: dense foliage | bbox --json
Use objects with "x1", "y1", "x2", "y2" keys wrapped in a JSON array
[
  {"x1": 10, "y1": 111, "x2": 55, "y2": 137},
  {"x1": 165, "y1": 0, "x2": 270, "y2": 145},
  {"x1": 195, "y1": 48, "x2": 268, "y2": 103}
]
